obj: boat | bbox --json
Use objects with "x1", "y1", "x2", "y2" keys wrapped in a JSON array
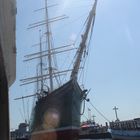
[
  {"x1": 110, "y1": 118, "x2": 140, "y2": 140},
  {"x1": 10, "y1": 123, "x2": 29, "y2": 140},
  {"x1": 16, "y1": 0, "x2": 98, "y2": 140},
  {"x1": 79, "y1": 120, "x2": 111, "y2": 139}
]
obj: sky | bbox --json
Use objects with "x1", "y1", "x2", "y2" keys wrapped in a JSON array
[{"x1": 9, "y1": 0, "x2": 140, "y2": 130}]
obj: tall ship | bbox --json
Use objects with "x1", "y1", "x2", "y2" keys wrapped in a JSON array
[
  {"x1": 110, "y1": 118, "x2": 140, "y2": 140},
  {"x1": 16, "y1": 0, "x2": 98, "y2": 140}
]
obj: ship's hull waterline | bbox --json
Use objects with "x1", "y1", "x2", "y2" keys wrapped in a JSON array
[
  {"x1": 31, "y1": 126, "x2": 79, "y2": 140},
  {"x1": 30, "y1": 80, "x2": 85, "y2": 140}
]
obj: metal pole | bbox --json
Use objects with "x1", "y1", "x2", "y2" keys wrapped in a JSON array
[
  {"x1": 113, "y1": 106, "x2": 119, "y2": 121},
  {"x1": 92, "y1": 115, "x2": 96, "y2": 123}
]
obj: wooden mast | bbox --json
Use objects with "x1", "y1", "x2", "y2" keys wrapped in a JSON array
[
  {"x1": 70, "y1": 0, "x2": 98, "y2": 80},
  {"x1": 45, "y1": 0, "x2": 53, "y2": 92},
  {"x1": 39, "y1": 30, "x2": 44, "y2": 92}
]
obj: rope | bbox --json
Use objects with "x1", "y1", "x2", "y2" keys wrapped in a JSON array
[
  {"x1": 22, "y1": 97, "x2": 26, "y2": 123},
  {"x1": 19, "y1": 108, "x2": 24, "y2": 122},
  {"x1": 83, "y1": 114, "x2": 89, "y2": 120},
  {"x1": 89, "y1": 101, "x2": 110, "y2": 122}
]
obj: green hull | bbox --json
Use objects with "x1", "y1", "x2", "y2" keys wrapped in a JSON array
[{"x1": 30, "y1": 80, "x2": 84, "y2": 133}]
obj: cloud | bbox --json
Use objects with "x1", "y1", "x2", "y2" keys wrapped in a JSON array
[
  {"x1": 125, "y1": 25, "x2": 134, "y2": 46},
  {"x1": 69, "y1": 33, "x2": 77, "y2": 43},
  {"x1": 55, "y1": 0, "x2": 73, "y2": 15}
]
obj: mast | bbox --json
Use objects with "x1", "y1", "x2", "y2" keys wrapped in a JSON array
[
  {"x1": 39, "y1": 31, "x2": 44, "y2": 91},
  {"x1": 45, "y1": 0, "x2": 53, "y2": 91},
  {"x1": 70, "y1": 0, "x2": 98, "y2": 80}
]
